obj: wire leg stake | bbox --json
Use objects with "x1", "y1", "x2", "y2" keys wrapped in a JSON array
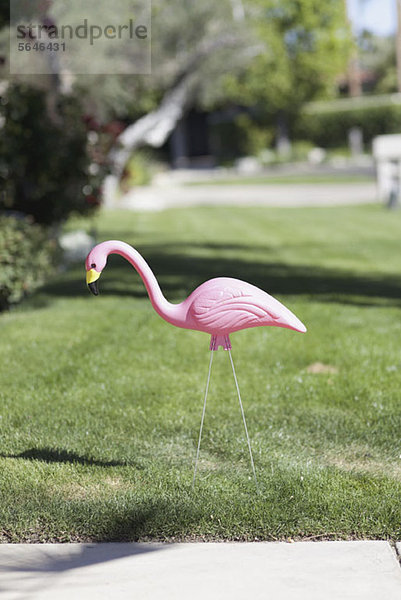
[
  {"x1": 192, "y1": 351, "x2": 214, "y2": 490},
  {"x1": 228, "y1": 349, "x2": 258, "y2": 490}
]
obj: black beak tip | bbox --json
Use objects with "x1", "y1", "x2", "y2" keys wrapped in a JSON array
[{"x1": 88, "y1": 281, "x2": 99, "y2": 296}]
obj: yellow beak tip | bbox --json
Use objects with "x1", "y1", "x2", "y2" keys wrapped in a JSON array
[{"x1": 86, "y1": 269, "x2": 101, "y2": 285}]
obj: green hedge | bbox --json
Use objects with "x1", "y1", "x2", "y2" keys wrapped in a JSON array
[
  {"x1": 0, "y1": 215, "x2": 57, "y2": 311},
  {"x1": 296, "y1": 103, "x2": 401, "y2": 148}
]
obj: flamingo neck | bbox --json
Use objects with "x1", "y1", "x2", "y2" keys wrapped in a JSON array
[{"x1": 102, "y1": 241, "x2": 179, "y2": 324}]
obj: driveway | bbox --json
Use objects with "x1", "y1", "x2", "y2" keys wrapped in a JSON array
[{"x1": 118, "y1": 182, "x2": 377, "y2": 211}]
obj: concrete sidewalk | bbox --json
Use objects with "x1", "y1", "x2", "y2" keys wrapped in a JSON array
[
  {"x1": 1, "y1": 541, "x2": 401, "y2": 599},
  {"x1": 118, "y1": 182, "x2": 377, "y2": 211}
]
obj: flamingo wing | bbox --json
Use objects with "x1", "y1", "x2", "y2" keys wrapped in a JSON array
[{"x1": 190, "y1": 282, "x2": 282, "y2": 333}]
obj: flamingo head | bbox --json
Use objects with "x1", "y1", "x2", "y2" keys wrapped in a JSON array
[{"x1": 85, "y1": 244, "x2": 108, "y2": 296}]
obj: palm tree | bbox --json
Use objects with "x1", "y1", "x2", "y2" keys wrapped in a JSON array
[{"x1": 396, "y1": 0, "x2": 401, "y2": 92}]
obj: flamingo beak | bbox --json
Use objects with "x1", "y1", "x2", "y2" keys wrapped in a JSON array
[{"x1": 86, "y1": 269, "x2": 101, "y2": 296}]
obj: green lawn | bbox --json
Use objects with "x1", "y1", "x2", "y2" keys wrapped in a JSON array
[
  {"x1": 1, "y1": 204, "x2": 401, "y2": 542},
  {"x1": 185, "y1": 174, "x2": 374, "y2": 186}
]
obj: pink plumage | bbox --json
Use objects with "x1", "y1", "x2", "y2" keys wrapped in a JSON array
[
  {"x1": 85, "y1": 241, "x2": 306, "y2": 350},
  {"x1": 187, "y1": 278, "x2": 305, "y2": 349}
]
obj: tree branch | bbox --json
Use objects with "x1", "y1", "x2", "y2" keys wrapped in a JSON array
[{"x1": 108, "y1": 32, "x2": 243, "y2": 177}]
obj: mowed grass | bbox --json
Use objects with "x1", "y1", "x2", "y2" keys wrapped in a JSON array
[
  {"x1": 1, "y1": 204, "x2": 401, "y2": 542},
  {"x1": 185, "y1": 173, "x2": 374, "y2": 185}
]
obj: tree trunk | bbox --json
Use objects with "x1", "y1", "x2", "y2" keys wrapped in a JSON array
[{"x1": 397, "y1": 0, "x2": 401, "y2": 93}]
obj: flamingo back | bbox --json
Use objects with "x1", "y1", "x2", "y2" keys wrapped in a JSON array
[{"x1": 188, "y1": 278, "x2": 306, "y2": 335}]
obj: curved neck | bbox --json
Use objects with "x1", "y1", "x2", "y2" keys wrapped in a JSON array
[{"x1": 103, "y1": 241, "x2": 179, "y2": 323}]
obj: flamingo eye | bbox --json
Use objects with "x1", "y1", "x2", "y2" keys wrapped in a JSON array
[{"x1": 91, "y1": 263, "x2": 96, "y2": 269}]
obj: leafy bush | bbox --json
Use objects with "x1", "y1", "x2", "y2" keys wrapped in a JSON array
[
  {"x1": 120, "y1": 151, "x2": 153, "y2": 192},
  {"x1": 296, "y1": 101, "x2": 401, "y2": 148},
  {"x1": 0, "y1": 215, "x2": 57, "y2": 310},
  {"x1": 0, "y1": 83, "x2": 99, "y2": 225}
]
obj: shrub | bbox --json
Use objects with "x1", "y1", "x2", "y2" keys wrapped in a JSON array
[
  {"x1": 296, "y1": 100, "x2": 401, "y2": 148},
  {"x1": 0, "y1": 83, "x2": 99, "y2": 225},
  {"x1": 0, "y1": 214, "x2": 57, "y2": 311}
]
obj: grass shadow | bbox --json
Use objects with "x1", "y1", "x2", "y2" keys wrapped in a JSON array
[
  {"x1": 97, "y1": 497, "x2": 207, "y2": 543},
  {"x1": 36, "y1": 242, "x2": 401, "y2": 308},
  {"x1": 0, "y1": 541, "x2": 164, "y2": 588}
]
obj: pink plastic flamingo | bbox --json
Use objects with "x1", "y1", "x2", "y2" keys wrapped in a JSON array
[{"x1": 85, "y1": 240, "x2": 306, "y2": 487}]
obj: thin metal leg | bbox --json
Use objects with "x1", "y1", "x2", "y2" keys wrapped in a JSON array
[
  {"x1": 228, "y1": 349, "x2": 258, "y2": 490},
  {"x1": 192, "y1": 351, "x2": 214, "y2": 490}
]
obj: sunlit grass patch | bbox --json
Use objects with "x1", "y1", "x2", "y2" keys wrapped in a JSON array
[{"x1": 1, "y1": 204, "x2": 401, "y2": 541}]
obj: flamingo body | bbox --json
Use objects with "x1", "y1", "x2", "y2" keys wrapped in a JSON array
[
  {"x1": 86, "y1": 241, "x2": 306, "y2": 350},
  {"x1": 184, "y1": 277, "x2": 305, "y2": 349}
]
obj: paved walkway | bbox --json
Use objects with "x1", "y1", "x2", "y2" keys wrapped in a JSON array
[
  {"x1": 118, "y1": 182, "x2": 377, "y2": 211},
  {"x1": 1, "y1": 541, "x2": 401, "y2": 599}
]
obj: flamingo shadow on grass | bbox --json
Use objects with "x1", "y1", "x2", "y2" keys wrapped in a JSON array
[
  {"x1": 35, "y1": 242, "x2": 401, "y2": 309},
  {"x1": 1, "y1": 447, "x2": 131, "y2": 467}
]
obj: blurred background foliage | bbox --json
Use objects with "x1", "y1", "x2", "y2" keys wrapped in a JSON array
[
  {"x1": 0, "y1": 84, "x2": 97, "y2": 225},
  {"x1": 0, "y1": 0, "x2": 400, "y2": 308},
  {"x1": 0, "y1": 0, "x2": 353, "y2": 220},
  {"x1": 223, "y1": 0, "x2": 352, "y2": 120}
]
